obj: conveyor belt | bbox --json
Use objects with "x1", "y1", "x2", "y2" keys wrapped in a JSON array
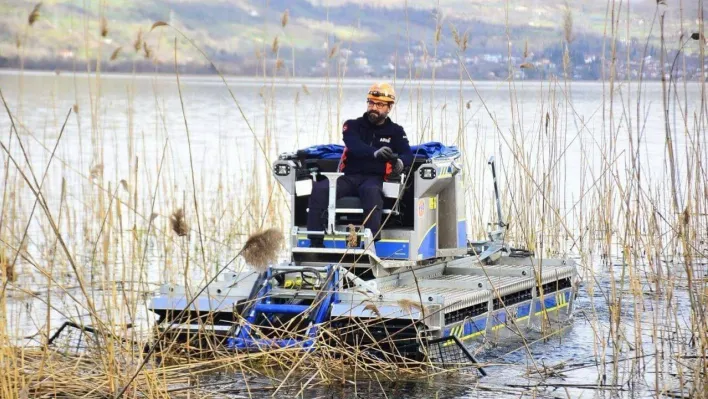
[{"x1": 376, "y1": 262, "x2": 576, "y2": 314}]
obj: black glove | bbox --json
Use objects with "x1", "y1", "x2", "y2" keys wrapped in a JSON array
[
  {"x1": 374, "y1": 146, "x2": 393, "y2": 160},
  {"x1": 392, "y1": 159, "x2": 404, "y2": 174}
]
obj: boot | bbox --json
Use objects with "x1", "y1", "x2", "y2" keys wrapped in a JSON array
[{"x1": 309, "y1": 237, "x2": 325, "y2": 248}]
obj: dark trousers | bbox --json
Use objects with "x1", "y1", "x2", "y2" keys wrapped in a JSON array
[{"x1": 307, "y1": 174, "x2": 384, "y2": 239}]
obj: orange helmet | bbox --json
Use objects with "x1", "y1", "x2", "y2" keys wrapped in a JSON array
[{"x1": 367, "y1": 82, "x2": 396, "y2": 103}]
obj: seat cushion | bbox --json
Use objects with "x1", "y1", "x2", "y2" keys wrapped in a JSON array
[{"x1": 336, "y1": 196, "x2": 362, "y2": 209}]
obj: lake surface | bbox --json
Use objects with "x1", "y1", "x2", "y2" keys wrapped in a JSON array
[{"x1": 0, "y1": 70, "x2": 704, "y2": 398}]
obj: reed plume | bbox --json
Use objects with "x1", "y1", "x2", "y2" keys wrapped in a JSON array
[
  {"x1": 281, "y1": 10, "x2": 289, "y2": 27},
  {"x1": 143, "y1": 42, "x2": 151, "y2": 59},
  {"x1": 397, "y1": 299, "x2": 423, "y2": 314},
  {"x1": 363, "y1": 303, "x2": 381, "y2": 318},
  {"x1": 89, "y1": 164, "x2": 103, "y2": 179},
  {"x1": 28, "y1": 3, "x2": 41, "y2": 26},
  {"x1": 133, "y1": 29, "x2": 142, "y2": 52},
  {"x1": 0, "y1": 250, "x2": 15, "y2": 283},
  {"x1": 275, "y1": 58, "x2": 284, "y2": 71},
  {"x1": 170, "y1": 208, "x2": 189, "y2": 237},
  {"x1": 347, "y1": 224, "x2": 358, "y2": 248},
  {"x1": 241, "y1": 228, "x2": 283, "y2": 271},
  {"x1": 100, "y1": 16, "x2": 108, "y2": 37},
  {"x1": 151, "y1": 21, "x2": 168, "y2": 31},
  {"x1": 328, "y1": 44, "x2": 338, "y2": 59},
  {"x1": 109, "y1": 47, "x2": 121, "y2": 61},
  {"x1": 272, "y1": 36, "x2": 279, "y2": 54}
]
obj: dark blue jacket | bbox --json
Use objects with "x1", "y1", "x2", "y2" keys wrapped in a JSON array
[{"x1": 340, "y1": 113, "x2": 413, "y2": 177}]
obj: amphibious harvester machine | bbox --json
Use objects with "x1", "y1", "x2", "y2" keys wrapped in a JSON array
[{"x1": 149, "y1": 142, "x2": 579, "y2": 365}]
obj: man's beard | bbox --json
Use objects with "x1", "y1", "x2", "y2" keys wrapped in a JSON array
[{"x1": 367, "y1": 111, "x2": 386, "y2": 124}]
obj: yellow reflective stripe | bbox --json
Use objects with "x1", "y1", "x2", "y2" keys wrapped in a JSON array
[
  {"x1": 297, "y1": 235, "x2": 346, "y2": 241},
  {"x1": 297, "y1": 235, "x2": 408, "y2": 243},
  {"x1": 459, "y1": 330, "x2": 485, "y2": 342},
  {"x1": 534, "y1": 295, "x2": 569, "y2": 316}
]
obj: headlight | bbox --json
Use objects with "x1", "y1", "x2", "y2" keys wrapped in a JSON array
[
  {"x1": 274, "y1": 164, "x2": 291, "y2": 176},
  {"x1": 419, "y1": 166, "x2": 436, "y2": 179}
]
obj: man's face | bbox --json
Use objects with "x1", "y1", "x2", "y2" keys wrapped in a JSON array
[{"x1": 366, "y1": 100, "x2": 392, "y2": 124}]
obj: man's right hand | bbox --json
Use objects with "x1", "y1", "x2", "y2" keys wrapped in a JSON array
[{"x1": 374, "y1": 146, "x2": 393, "y2": 160}]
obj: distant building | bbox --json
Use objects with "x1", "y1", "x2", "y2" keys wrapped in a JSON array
[{"x1": 58, "y1": 49, "x2": 74, "y2": 59}]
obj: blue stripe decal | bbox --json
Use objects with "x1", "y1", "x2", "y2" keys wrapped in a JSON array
[
  {"x1": 516, "y1": 302, "x2": 531, "y2": 318},
  {"x1": 444, "y1": 317, "x2": 486, "y2": 338},
  {"x1": 534, "y1": 291, "x2": 567, "y2": 312},
  {"x1": 297, "y1": 239, "x2": 348, "y2": 248},
  {"x1": 417, "y1": 225, "x2": 437, "y2": 259},
  {"x1": 539, "y1": 296, "x2": 556, "y2": 312},
  {"x1": 442, "y1": 292, "x2": 570, "y2": 340},
  {"x1": 374, "y1": 241, "x2": 410, "y2": 259},
  {"x1": 491, "y1": 309, "x2": 507, "y2": 327},
  {"x1": 297, "y1": 239, "x2": 410, "y2": 259},
  {"x1": 457, "y1": 220, "x2": 467, "y2": 248}
]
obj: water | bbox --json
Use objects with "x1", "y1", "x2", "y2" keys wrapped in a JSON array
[{"x1": 0, "y1": 71, "x2": 705, "y2": 398}]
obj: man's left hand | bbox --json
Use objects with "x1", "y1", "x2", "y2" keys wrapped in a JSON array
[{"x1": 393, "y1": 159, "x2": 404, "y2": 174}]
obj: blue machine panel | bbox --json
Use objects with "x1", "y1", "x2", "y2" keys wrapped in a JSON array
[
  {"x1": 457, "y1": 220, "x2": 467, "y2": 248},
  {"x1": 417, "y1": 225, "x2": 437, "y2": 259}
]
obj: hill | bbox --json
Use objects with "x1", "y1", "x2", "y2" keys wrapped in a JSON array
[{"x1": 0, "y1": 0, "x2": 701, "y2": 79}]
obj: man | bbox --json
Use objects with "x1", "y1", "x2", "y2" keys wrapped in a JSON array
[{"x1": 307, "y1": 82, "x2": 413, "y2": 248}]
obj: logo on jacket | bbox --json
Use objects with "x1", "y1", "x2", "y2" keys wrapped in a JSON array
[{"x1": 379, "y1": 137, "x2": 391, "y2": 143}]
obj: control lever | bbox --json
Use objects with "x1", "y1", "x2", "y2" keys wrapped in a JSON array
[
  {"x1": 487, "y1": 156, "x2": 506, "y2": 229},
  {"x1": 294, "y1": 150, "x2": 320, "y2": 179}
]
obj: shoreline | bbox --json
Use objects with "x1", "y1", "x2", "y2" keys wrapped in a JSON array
[{"x1": 0, "y1": 68, "x2": 671, "y2": 86}]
